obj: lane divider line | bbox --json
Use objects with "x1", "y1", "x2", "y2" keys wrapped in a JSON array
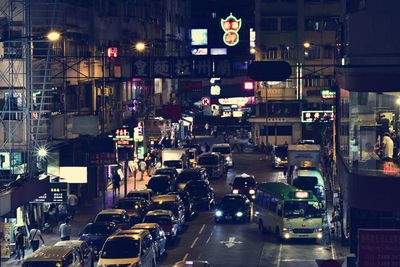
[
  {"x1": 331, "y1": 243, "x2": 337, "y2": 259},
  {"x1": 277, "y1": 243, "x2": 282, "y2": 267},
  {"x1": 191, "y1": 237, "x2": 199, "y2": 249},
  {"x1": 199, "y1": 224, "x2": 205, "y2": 235},
  {"x1": 182, "y1": 253, "x2": 189, "y2": 262}
]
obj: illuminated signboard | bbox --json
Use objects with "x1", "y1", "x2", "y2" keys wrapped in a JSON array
[
  {"x1": 107, "y1": 47, "x2": 118, "y2": 58},
  {"x1": 210, "y1": 48, "x2": 227, "y2": 55},
  {"x1": 221, "y1": 13, "x2": 242, "y2": 46},
  {"x1": 113, "y1": 127, "x2": 134, "y2": 148},
  {"x1": 321, "y1": 89, "x2": 336, "y2": 99},
  {"x1": 191, "y1": 29, "x2": 208, "y2": 46},
  {"x1": 31, "y1": 182, "x2": 68, "y2": 203},
  {"x1": 301, "y1": 110, "x2": 333, "y2": 123},
  {"x1": 294, "y1": 191, "x2": 310, "y2": 199},
  {"x1": 191, "y1": 48, "x2": 208, "y2": 55},
  {"x1": 210, "y1": 85, "x2": 221, "y2": 95},
  {"x1": 218, "y1": 97, "x2": 254, "y2": 107}
]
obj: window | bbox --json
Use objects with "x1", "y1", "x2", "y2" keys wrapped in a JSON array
[
  {"x1": 261, "y1": 18, "x2": 278, "y2": 31},
  {"x1": 304, "y1": 45, "x2": 320, "y2": 59},
  {"x1": 267, "y1": 48, "x2": 278, "y2": 59},
  {"x1": 324, "y1": 17, "x2": 340, "y2": 31},
  {"x1": 305, "y1": 17, "x2": 322, "y2": 31},
  {"x1": 269, "y1": 197, "x2": 278, "y2": 212},
  {"x1": 281, "y1": 18, "x2": 297, "y2": 31},
  {"x1": 323, "y1": 45, "x2": 334, "y2": 59}
]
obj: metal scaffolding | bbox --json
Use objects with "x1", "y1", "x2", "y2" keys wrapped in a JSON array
[{"x1": 0, "y1": 0, "x2": 57, "y2": 181}]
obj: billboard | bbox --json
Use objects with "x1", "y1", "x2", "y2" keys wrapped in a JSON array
[
  {"x1": 191, "y1": 29, "x2": 208, "y2": 46},
  {"x1": 59, "y1": 167, "x2": 87, "y2": 183},
  {"x1": 358, "y1": 229, "x2": 400, "y2": 267}
]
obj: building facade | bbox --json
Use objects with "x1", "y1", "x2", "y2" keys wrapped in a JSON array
[
  {"x1": 250, "y1": 0, "x2": 340, "y2": 145},
  {"x1": 335, "y1": 0, "x2": 400, "y2": 253}
]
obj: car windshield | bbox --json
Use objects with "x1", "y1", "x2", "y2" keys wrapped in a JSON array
[
  {"x1": 212, "y1": 147, "x2": 231, "y2": 154},
  {"x1": 116, "y1": 200, "x2": 142, "y2": 211},
  {"x1": 101, "y1": 237, "x2": 139, "y2": 259},
  {"x1": 220, "y1": 197, "x2": 243, "y2": 208},
  {"x1": 164, "y1": 160, "x2": 182, "y2": 168},
  {"x1": 143, "y1": 215, "x2": 172, "y2": 224},
  {"x1": 185, "y1": 185, "x2": 208, "y2": 196},
  {"x1": 95, "y1": 213, "x2": 123, "y2": 223},
  {"x1": 148, "y1": 177, "x2": 169, "y2": 191},
  {"x1": 152, "y1": 202, "x2": 178, "y2": 213},
  {"x1": 176, "y1": 172, "x2": 201, "y2": 183},
  {"x1": 233, "y1": 177, "x2": 256, "y2": 187},
  {"x1": 284, "y1": 201, "x2": 322, "y2": 218},
  {"x1": 198, "y1": 156, "x2": 218, "y2": 165},
  {"x1": 135, "y1": 228, "x2": 158, "y2": 239},
  {"x1": 83, "y1": 224, "x2": 115, "y2": 235},
  {"x1": 274, "y1": 146, "x2": 288, "y2": 158},
  {"x1": 127, "y1": 192, "x2": 149, "y2": 200},
  {"x1": 293, "y1": 176, "x2": 318, "y2": 191}
]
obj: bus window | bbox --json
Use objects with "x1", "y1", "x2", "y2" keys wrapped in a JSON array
[
  {"x1": 269, "y1": 197, "x2": 278, "y2": 213},
  {"x1": 277, "y1": 203, "x2": 283, "y2": 216}
]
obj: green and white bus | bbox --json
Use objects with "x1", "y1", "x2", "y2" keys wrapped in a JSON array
[{"x1": 254, "y1": 182, "x2": 324, "y2": 240}]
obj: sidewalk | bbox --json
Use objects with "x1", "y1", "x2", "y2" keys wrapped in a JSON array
[{"x1": 3, "y1": 172, "x2": 152, "y2": 266}]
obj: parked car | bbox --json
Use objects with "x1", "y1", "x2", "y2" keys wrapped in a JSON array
[
  {"x1": 98, "y1": 229, "x2": 156, "y2": 267},
  {"x1": 211, "y1": 143, "x2": 233, "y2": 168},
  {"x1": 143, "y1": 210, "x2": 179, "y2": 242},
  {"x1": 214, "y1": 194, "x2": 251, "y2": 223},
  {"x1": 168, "y1": 190, "x2": 195, "y2": 219},
  {"x1": 127, "y1": 189, "x2": 153, "y2": 201},
  {"x1": 197, "y1": 152, "x2": 225, "y2": 179},
  {"x1": 153, "y1": 167, "x2": 178, "y2": 183},
  {"x1": 175, "y1": 168, "x2": 208, "y2": 191},
  {"x1": 23, "y1": 242, "x2": 93, "y2": 267},
  {"x1": 151, "y1": 194, "x2": 186, "y2": 230},
  {"x1": 146, "y1": 174, "x2": 174, "y2": 195},
  {"x1": 230, "y1": 173, "x2": 257, "y2": 201},
  {"x1": 271, "y1": 145, "x2": 288, "y2": 168},
  {"x1": 132, "y1": 223, "x2": 167, "y2": 259},
  {"x1": 94, "y1": 209, "x2": 131, "y2": 229},
  {"x1": 184, "y1": 180, "x2": 215, "y2": 210},
  {"x1": 115, "y1": 197, "x2": 152, "y2": 224},
  {"x1": 54, "y1": 240, "x2": 94, "y2": 267},
  {"x1": 79, "y1": 222, "x2": 118, "y2": 258}
]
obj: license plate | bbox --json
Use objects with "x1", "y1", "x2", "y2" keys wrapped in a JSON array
[
  {"x1": 299, "y1": 234, "x2": 309, "y2": 237},
  {"x1": 225, "y1": 216, "x2": 232, "y2": 220}
]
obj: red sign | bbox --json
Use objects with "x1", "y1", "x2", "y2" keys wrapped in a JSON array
[
  {"x1": 201, "y1": 97, "x2": 211, "y2": 106},
  {"x1": 107, "y1": 47, "x2": 118, "y2": 58},
  {"x1": 358, "y1": 229, "x2": 400, "y2": 267}
]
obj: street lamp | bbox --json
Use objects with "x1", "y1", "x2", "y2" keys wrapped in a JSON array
[
  {"x1": 46, "y1": 30, "x2": 61, "y2": 42},
  {"x1": 135, "y1": 41, "x2": 146, "y2": 52},
  {"x1": 303, "y1": 41, "x2": 311, "y2": 49}
]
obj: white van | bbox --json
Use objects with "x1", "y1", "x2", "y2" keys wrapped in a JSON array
[{"x1": 211, "y1": 143, "x2": 233, "y2": 168}]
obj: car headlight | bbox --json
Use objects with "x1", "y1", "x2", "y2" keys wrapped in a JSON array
[
  {"x1": 276, "y1": 157, "x2": 281, "y2": 162},
  {"x1": 282, "y1": 228, "x2": 288, "y2": 232},
  {"x1": 249, "y1": 189, "x2": 255, "y2": 194},
  {"x1": 215, "y1": 210, "x2": 223, "y2": 217},
  {"x1": 232, "y1": 189, "x2": 239, "y2": 194},
  {"x1": 226, "y1": 156, "x2": 231, "y2": 161},
  {"x1": 236, "y1": 211, "x2": 243, "y2": 217},
  {"x1": 314, "y1": 228, "x2": 323, "y2": 232}
]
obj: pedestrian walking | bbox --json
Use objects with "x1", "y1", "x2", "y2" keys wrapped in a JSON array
[
  {"x1": 59, "y1": 217, "x2": 72, "y2": 241},
  {"x1": 112, "y1": 170, "x2": 121, "y2": 197},
  {"x1": 29, "y1": 222, "x2": 44, "y2": 252},
  {"x1": 205, "y1": 123, "x2": 210, "y2": 135},
  {"x1": 131, "y1": 160, "x2": 138, "y2": 180},
  {"x1": 139, "y1": 160, "x2": 147, "y2": 181},
  {"x1": 15, "y1": 227, "x2": 26, "y2": 260},
  {"x1": 67, "y1": 193, "x2": 78, "y2": 219},
  {"x1": 145, "y1": 153, "x2": 152, "y2": 175}
]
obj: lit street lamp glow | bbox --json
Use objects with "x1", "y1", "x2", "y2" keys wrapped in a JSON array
[
  {"x1": 135, "y1": 42, "x2": 146, "y2": 52},
  {"x1": 250, "y1": 47, "x2": 256, "y2": 54},
  {"x1": 37, "y1": 147, "x2": 48, "y2": 158},
  {"x1": 303, "y1": 42, "x2": 311, "y2": 48},
  {"x1": 46, "y1": 31, "x2": 61, "y2": 42}
]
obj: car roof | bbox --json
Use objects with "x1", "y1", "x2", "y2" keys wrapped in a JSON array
[
  {"x1": 85, "y1": 221, "x2": 116, "y2": 227},
  {"x1": 114, "y1": 229, "x2": 150, "y2": 237},
  {"x1": 185, "y1": 180, "x2": 208, "y2": 186},
  {"x1": 234, "y1": 173, "x2": 255, "y2": 179},
  {"x1": 152, "y1": 194, "x2": 179, "y2": 202},
  {"x1": 155, "y1": 167, "x2": 176, "y2": 172},
  {"x1": 97, "y1": 209, "x2": 126, "y2": 215},
  {"x1": 128, "y1": 189, "x2": 152, "y2": 194},
  {"x1": 54, "y1": 240, "x2": 86, "y2": 248},
  {"x1": 118, "y1": 197, "x2": 145, "y2": 202},
  {"x1": 132, "y1": 223, "x2": 160, "y2": 229},
  {"x1": 24, "y1": 245, "x2": 74, "y2": 262},
  {"x1": 150, "y1": 174, "x2": 170, "y2": 179},
  {"x1": 145, "y1": 209, "x2": 173, "y2": 216},
  {"x1": 199, "y1": 152, "x2": 220, "y2": 157},
  {"x1": 181, "y1": 168, "x2": 204, "y2": 173},
  {"x1": 107, "y1": 232, "x2": 143, "y2": 241}
]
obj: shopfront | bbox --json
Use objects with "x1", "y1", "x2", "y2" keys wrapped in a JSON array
[{"x1": 336, "y1": 75, "x2": 400, "y2": 253}]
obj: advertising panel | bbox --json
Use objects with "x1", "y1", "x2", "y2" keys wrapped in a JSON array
[{"x1": 0, "y1": 222, "x2": 12, "y2": 259}]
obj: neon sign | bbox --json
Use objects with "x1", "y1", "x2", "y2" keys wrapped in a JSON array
[{"x1": 221, "y1": 13, "x2": 242, "y2": 46}]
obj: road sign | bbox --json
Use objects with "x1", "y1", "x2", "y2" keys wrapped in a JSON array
[
  {"x1": 220, "y1": 237, "x2": 242, "y2": 248},
  {"x1": 201, "y1": 97, "x2": 211, "y2": 106}
]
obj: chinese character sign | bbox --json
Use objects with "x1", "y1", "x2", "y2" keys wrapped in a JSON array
[{"x1": 221, "y1": 13, "x2": 242, "y2": 46}]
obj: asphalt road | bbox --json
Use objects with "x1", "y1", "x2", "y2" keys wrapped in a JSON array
[{"x1": 155, "y1": 140, "x2": 339, "y2": 267}]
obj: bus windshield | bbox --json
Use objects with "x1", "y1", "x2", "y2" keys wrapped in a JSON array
[{"x1": 284, "y1": 201, "x2": 322, "y2": 218}]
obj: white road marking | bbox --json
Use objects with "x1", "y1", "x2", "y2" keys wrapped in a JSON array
[
  {"x1": 191, "y1": 237, "x2": 199, "y2": 249},
  {"x1": 206, "y1": 235, "x2": 211, "y2": 243},
  {"x1": 182, "y1": 253, "x2": 189, "y2": 261},
  {"x1": 220, "y1": 237, "x2": 243, "y2": 248},
  {"x1": 331, "y1": 243, "x2": 337, "y2": 259},
  {"x1": 277, "y1": 243, "x2": 282, "y2": 267},
  {"x1": 199, "y1": 224, "x2": 205, "y2": 234}
]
